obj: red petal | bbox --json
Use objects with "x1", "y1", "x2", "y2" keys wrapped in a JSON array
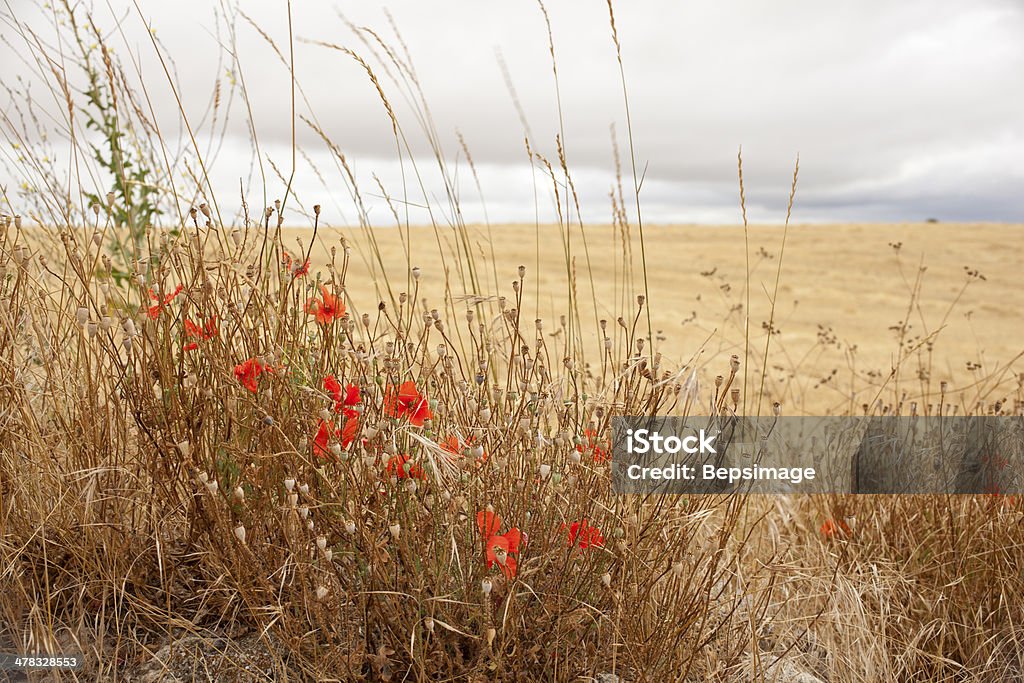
[{"x1": 477, "y1": 511, "x2": 502, "y2": 538}]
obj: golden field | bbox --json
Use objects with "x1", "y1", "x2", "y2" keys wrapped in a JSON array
[{"x1": 303, "y1": 221, "x2": 1024, "y2": 415}]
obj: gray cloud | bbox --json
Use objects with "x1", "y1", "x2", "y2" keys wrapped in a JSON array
[{"x1": 3, "y1": 0, "x2": 1022, "y2": 223}]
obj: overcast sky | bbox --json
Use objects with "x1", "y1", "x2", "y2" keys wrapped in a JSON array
[{"x1": 4, "y1": 0, "x2": 1024, "y2": 224}]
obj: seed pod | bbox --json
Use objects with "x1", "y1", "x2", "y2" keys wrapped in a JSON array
[{"x1": 233, "y1": 525, "x2": 246, "y2": 544}]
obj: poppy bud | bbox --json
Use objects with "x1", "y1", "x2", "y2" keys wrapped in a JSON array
[
  {"x1": 299, "y1": 483, "x2": 309, "y2": 496},
  {"x1": 345, "y1": 520, "x2": 356, "y2": 534},
  {"x1": 388, "y1": 523, "x2": 401, "y2": 540},
  {"x1": 411, "y1": 266, "x2": 421, "y2": 280},
  {"x1": 284, "y1": 479, "x2": 295, "y2": 492},
  {"x1": 481, "y1": 578, "x2": 493, "y2": 595},
  {"x1": 307, "y1": 519, "x2": 315, "y2": 531},
  {"x1": 234, "y1": 486, "x2": 245, "y2": 502},
  {"x1": 424, "y1": 617, "x2": 434, "y2": 633},
  {"x1": 298, "y1": 506, "x2": 309, "y2": 520},
  {"x1": 324, "y1": 549, "x2": 333, "y2": 562},
  {"x1": 315, "y1": 586, "x2": 328, "y2": 601},
  {"x1": 205, "y1": 480, "x2": 218, "y2": 495},
  {"x1": 317, "y1": 536, "x2": 327, "y2": 551},
  {"x1": 233, "y1": 525, "x2": 246, "y2": 544}
]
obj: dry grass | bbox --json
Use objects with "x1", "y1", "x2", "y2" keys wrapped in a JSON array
[{"x1": 1, "y1": 2, "x2": 1023, "y2": 681}]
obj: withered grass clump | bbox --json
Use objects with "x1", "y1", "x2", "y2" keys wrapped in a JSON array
[
  {"x1": 1, "y1": 1, "x2": 1023, "y2": 681},
  {"x1": 0, "y1": 209, "x2": 766, "y2": 680}
]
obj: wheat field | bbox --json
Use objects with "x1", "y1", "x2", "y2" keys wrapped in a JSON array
[{"x1": 303, "y1": 220, "x2": 1024, "y2": 415}]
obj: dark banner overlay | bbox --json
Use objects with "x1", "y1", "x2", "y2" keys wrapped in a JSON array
[{"x1": 611, "y1": 416, "x2": 1023, "y2": 494}]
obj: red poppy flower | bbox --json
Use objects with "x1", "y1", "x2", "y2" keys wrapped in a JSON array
[
  {"x1": 312, "y1": 415, "x2": 360, "y2": 459},
  {"x1": 306, "y1": 285, "x2": 346, "y2": 326},
  {"x1": 323, "y1": 375, "x2": 360, "y2": 417},
  {"x1": 442, "y1": 435, "x2": 488, "y2": 464},
  {"x1": 563, "y1": 519, "x2": 604, "y2": 550},
  {"x1": 282, "y1": 252, "x2": 311, "y2": 278},
  {"x1": 820, "y1": 518, "x2": 851, "y2": 539},
  {"x1": 183, "y1": 315, "x2": 218, "y2": 351},
  {"x1": 383, "y1": 381, "x2": 432, "y2": 427},
  {"x1": 577, "y1": 429, "x2": 609, "y2": 463},
  {"x1": 386, "y1": 454, "x2": 425, "y2": 480},
  {"x1": 477, "y1": 511, "x2": 521, "y2": 579},
  {"x1": 147, "y1": 284, "x2": 184, "y2": 319},
  {"x1": 234, "y1": 357, "x2": 266, "y2": 393}
]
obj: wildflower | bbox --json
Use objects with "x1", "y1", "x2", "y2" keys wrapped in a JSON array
[
  {"x1": 312, "y1": 416, "x2": 360, "y2": 460},
  {"x1": 383, "y1": 380, "x2": 432, "y2": 427},
  {"x1": 282, "y1": 252, "x2": 311, "y2": 278},
  {"x1": 323, "y1": 375, "x2": 359, "y2": 416},
  {"x1": 563, "y1": 519, "x2": 605, "y2": 550},
  {"x1": 183, "y1": 316, "x2": 218, "y2": 351},
  {"x1": 441, "y1": 434, "x2": 488, "y2": 464},
  {"x1": 386, "y1": 453, "x2": 425, "y2": 480},
  {"x1": 577, "y1": 429, "x2": 610, "y2": 463},
  {"x1": 477, "y1": 510, "x2": 521, "y2": 579},
  {"x1": 234, "y1": 357, "x2": 267, "y2": 393},
  {"x1": 306, "y1": 285, "x2": 346, "y2": 325},
  {"x1": 146, "y1": 283, "x2": 184, "y2": 319},
  {"x1": 820, "y1": 518, "x2": 851, "y2": 539}
]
